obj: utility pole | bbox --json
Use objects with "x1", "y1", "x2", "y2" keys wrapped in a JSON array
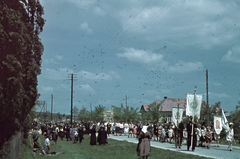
[
  {"x1": 45, "y1": 103, "x2": 47, "y2": 121},
  {"x1": 206, "y1": 69, "x2": 209, "y2": 125},
  {"x1": 126, "y1": 95, "x2": 128, "y2": 122},
  {"x1": 90, "y1": 102, "x2": 92, "y2": 121},
  {"x1": 69, "y1": 73, "x2": 77, "y2": 127},
  {"x1": 51, "y1": 94, "x2": 53, "y2": 121}
]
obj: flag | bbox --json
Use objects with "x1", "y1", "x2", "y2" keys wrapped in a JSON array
[
  {"x1": 214, "y1": 115, "x2": 222, "y2": 135},
  {"x1": 186, "y1": 93, "x2": 203, "y2": 118},
  {"x1": 221, "y1": 109, "x2": 229, "y2": 132},
  {"x1": 172, "y1": 107, "x2": 184, "y2": 126}
]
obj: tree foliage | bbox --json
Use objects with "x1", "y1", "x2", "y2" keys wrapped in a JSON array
[
  {"x1": 91, "y1": 105, "x2": 105, "y2": 122},
  {"x1": 78, "y1": 106, "x2": 91, "y2": 122},
  {"x1": 112, "y1": 104, "x2": 140, "y2": 123},
  {"x1": 227, "y1": 99, "x2": 240, "y2": 143},
  {"x1": 0, "y1": 0, "x2": 45, "y2": 147},
  {"x1": 141, "y1": 102, "x2": 163, "y2": 124}
]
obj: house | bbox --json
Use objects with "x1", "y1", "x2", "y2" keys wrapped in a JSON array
[
  {"x1": 140, "y1": 97, "x2": 187, "y2": 123},
  {"x1": 140, "y1": 96, "x2": 228, "y2": 123}
]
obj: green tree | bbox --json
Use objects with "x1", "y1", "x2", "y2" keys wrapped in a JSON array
[
  {"x1": 112, "y1": 104, "x2": 140, "y2": 123},
  {"x1": 0, "y1": 0, "x2": 45, "y2": 147},
  {"x1": 141, "y1": 102, "x2": 162, "y2": 124},
  {"x1": 92, "y1": 105, "x2": 105, "y2": 122},
  {"x1": 78, "y1": 106, "x2": 91, "y2": 122},
  {"x1": 72, "y1": 106, "x2": 79, "y2": 122},
  {"x1": 198, "y1": 101, "x2": 221, "y2": 126},
  {"x1": 227, "y1": 99, "x2": 240, "y2": 143}
]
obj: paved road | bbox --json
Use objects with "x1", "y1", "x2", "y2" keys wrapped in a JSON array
[{"x1": 108, "y1": 135, "x2": 240, "y2": 159}]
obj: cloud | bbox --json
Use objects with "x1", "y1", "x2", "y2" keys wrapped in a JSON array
[
  {"x1": 80, "y1": 22, "x2": 93, "y2": 34},
  {"x1": 78, "y1": 70, "x2": 120, "y2": 80},
  {"x1": 43, "y1": 68, "x2": 120, "y2": 81},
  {"x1": 209, "y1": 92, "x2": 231, "y2": 98},
  {"x1": 222, "y1": 46, "x2": 240, "y2": 63},
  {"x1": 78, "y1": 84, "x2": 94, "y2": 92},
  {"x1": 116, "y1": 47, "x2": 164, "y2": 64},
  {"x1": 168, "y1": 61, "x2": 204, "y2": 73},
  {"x1": 94, "y1": 6, "x2": 106, "y2": 16},
  {"x1": 44, "y1": 55, "x2": 64, "y2": 64},
  {"x1": 44, "y1": 68, "x2": 74, "y2": 80},
  {"x1": 55, "y1": 55, "x2": 63, "y2": 60},
  {"x1": 41, "y1": 86, "x2": 54, "y2": 92},
  {"x1": 116, "y1": 47, "x2": 203, "y2": 73},
  {"x1": 119, "y1": 1, "x2": 240, "y2": 48}
]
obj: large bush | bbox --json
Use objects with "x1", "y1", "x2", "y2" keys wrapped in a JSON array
[{"x1": 0, "y1": 0, "x2": 45, "y2": 148}]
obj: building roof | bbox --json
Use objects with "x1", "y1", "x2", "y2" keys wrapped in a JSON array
[
  {"x1": 141, "y1": 96, "x2": 228, "y2": 113},
  {"x1": 141, "y1": 97, "x2": 186, "y2": 112}
]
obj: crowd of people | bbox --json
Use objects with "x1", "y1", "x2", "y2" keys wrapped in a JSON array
[{"x1": 30, "y1": 116, "x2": 234, "y2": 158}]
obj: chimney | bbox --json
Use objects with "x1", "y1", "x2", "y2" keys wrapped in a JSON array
[{"x1": 164, "y1": 96, "x2": 167, "y2": 99}]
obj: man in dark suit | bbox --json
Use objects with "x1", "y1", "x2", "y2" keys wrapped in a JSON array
[{"x1": 187, "y1": 116, "x2": 197, "y2": 151}]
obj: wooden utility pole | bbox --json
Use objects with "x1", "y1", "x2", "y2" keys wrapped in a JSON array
[
  {"x1": 126, "y1": 95, "x2": 128, "y2": 122},
  {"x1": 51, "y1": 94, "x2": 53, "y2": 121},
  {"x1": 206, "y1": 69, "x2": 209, "y2": 125},
  {"x1": 69, "y1": 74, "x2": 77, "y2": 127}
]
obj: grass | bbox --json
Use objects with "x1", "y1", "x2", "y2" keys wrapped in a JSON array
[{"x1": 18, "y1": 133, "x2": 214, "y2": 159}]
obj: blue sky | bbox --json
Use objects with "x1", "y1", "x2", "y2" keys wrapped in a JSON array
[{"x1": 37, "y1": 0, "x2": 240, "y2": 115}]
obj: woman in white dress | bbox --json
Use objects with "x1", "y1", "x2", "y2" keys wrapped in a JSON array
[{"x1": 226, "y1": 122, "x2": 234, "y2": 151}]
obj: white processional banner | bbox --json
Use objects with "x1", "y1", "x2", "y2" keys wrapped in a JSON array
[
  {"x1": 186, "y1": 94, "x2": 203, "y2": 119},
  {"x1": 214, "y1": 116, "x2": 222, "y2": 135},
  {"x1": 172, "y1": 107, "x2": 184, "y2": 126},
  {"x1": 221, "y1": 109, "x2": 229, "y2": 132}
]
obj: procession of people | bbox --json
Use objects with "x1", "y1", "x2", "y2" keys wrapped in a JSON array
[{"x1": 31, "y1": 115, "x2": 235, "y2": 158}]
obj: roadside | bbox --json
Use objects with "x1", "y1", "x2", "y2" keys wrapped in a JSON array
[{"x1": 109, "y1": 135, "x2": 240, "y2": 159}]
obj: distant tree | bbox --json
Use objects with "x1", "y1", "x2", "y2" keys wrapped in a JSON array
[
  {"x1": 56, "y1": 112, "x2": 62, "y2": 121},
  {"x1": 227, "y1": 98, "x2": 240, "y2": 143},
  {"x1": 92, "y1": 105, "x2": 105, "y2": 122},
  {"x1": 78, "y1": 106, "x2": 90, "y2": 121},
  {"x1": 141, "y1": 102, "x2": 162, "y2": 124},
  {"x1": 72, "y1": 106, "x2": 79, "y2": 122},
  {"x1": 112, "y1": 104, "x2": 140, "y2": 123}
]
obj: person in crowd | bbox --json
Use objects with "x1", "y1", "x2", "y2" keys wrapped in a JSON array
[
  {"x1": 160, "y1": 125, "x2": 166, "y2": 143},
  {"x1": 205, "y1": 126, "x2": 212, "y2": 149},
  {"x1": 128, "y1": 122, "x2": 134, "y2": 138},
  {"x1": 178, "y1": 120, "x2": 184, "y2": 146},
  {"x1": 119, "y1": 122, "x2": 124, "y2": 136},
  {"x1": 153, "y1": 123, "x2": 159, "y2": 141},
  {"x1": 187, "y1": 116, "x2": 197, "y2": 151},
  {"x1": 133, "y1": 125, "x2": 137, "y2": 138},
  {"x1": 137, "y1": 121, "x2": 143, "y2": 138},
  {"x1": 168, "y1": 125, "x2": 174, "y2": 143},
  {"x1": 124, "y1": 122, "x2": 129, "y2": 136},
  {"x1": 158, "y1": 126, "x2": 162, "y2": 142},
  {"x1": 78, "y1": 124, "x2": 84, "y2": 143},
  {"x1": 196, "y1": 124, "x2": 201, "y2": 147},
  {"x1": 212, "y1": 127, "x2": 220, "y2": 147},
  {"x1": 137, "y1": 126, "x2": 152, "y2": 159},
  {"x1": 200, "y1": 125, "x2": 206, "y2": 147},
  {"x1": 52, "y1": 124, "x2": 58, "y2": 145},
  {"x1": 174, "y1": 123, "x2": 180, "y2": 148},
  {"x1": 90, "y1": 124, "x2": 97, "y2": 145},
  {"x1": 64, "y1": 124, "x2": 70, "y2": 141},
  {"x1": 107, "y1": 122, "x2": 111, "y2": 137},
  {"x1": 44, "y1": 135, "x2": 50, "y2": 154},
  {"x1": 98, "y1": 125, "x2": 107, "y2": 145},
  {"x1": 226, "y1": 122, "x2": 234, "y2": 151},
  {"x1": 58, "y1": 124, "x2": 65, "y2": 141},
  {"x1": 32, "y1": 126, "x2": 46, "y2": 157},
  {"x1": 72, "y1": 124, "x2": 78, "y2": 143},
  {"x1": 112, "y1": 122, "x2": 115, "y2": 135}
]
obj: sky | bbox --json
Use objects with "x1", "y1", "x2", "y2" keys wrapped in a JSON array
[{"x1": 37, "y1": 0, "x2": 240, "y2": 115}]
